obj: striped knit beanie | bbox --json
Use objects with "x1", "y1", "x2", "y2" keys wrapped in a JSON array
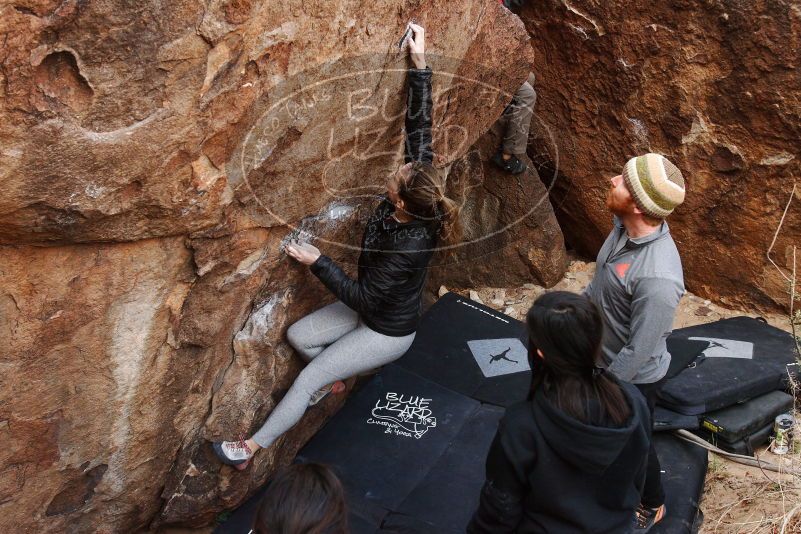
[{"x1": 622, "y1": 153, "x2": 686, "y2": 218}]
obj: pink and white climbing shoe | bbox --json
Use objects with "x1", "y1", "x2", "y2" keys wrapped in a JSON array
[{"x1": 212, "y1": 436, "x2": 253, "y2": 471}]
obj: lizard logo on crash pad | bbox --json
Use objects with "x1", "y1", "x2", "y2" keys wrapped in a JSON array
[{"x1": 367, "y1": 392, "x2": 437, "y2": 439}]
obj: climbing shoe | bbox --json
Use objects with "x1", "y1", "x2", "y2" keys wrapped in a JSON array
[
  {"x1": 212, "y1": 437, "x2": 253, "y2": 471},
  {"x1": 308, "y1": 381, "x2": 346, "y2": 406},
  {"x1": 634, "y1": 503, "x2": 666, "y2": 532},
  {"x1": 492, "y1": 151, "x2": 526, "y2": 174}
]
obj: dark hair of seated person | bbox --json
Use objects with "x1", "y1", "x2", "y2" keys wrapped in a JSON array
[
  {"x1": 527, "y1": 291, "x2": 631, "y2": 426},
  {"x1": 252, "y1": 463, "x2": 348, "y2": 534}
]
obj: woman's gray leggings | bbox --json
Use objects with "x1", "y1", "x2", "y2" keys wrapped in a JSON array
[{"x1": 252, "y1": 301, "x2": 416, "y2": 448}]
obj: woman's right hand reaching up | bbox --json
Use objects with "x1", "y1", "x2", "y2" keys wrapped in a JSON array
[{"x1": 408, "y1": 24, "x2": 426, "y2": 70}]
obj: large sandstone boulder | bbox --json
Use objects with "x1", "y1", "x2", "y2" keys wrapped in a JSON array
[
  {"x1": 520, "y1": 0, "x2": 800, "y2": 311},
  {"x1": 0, "y1": 1, "x2": 557, "y2": 532},
  {"x1": 428, "y1": 124, "x2": 568, "y2": 290}
]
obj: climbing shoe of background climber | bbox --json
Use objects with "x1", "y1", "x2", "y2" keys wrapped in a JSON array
[{"x1": 491, "y1": 151, "x2": 526, "y2": 174}]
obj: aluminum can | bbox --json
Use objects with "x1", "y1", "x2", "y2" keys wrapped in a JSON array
[{"x1": 772, "y1": 413, "x2": 794, "y2": 455}]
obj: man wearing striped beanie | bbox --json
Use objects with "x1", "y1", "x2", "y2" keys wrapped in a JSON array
[{"x1": 585, "y1": 153, "x2": 686, "y2": 532}]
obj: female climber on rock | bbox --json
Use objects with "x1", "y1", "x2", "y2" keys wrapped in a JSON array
[
  {"x1": 213, "y1": 24, "x2": 463, "y2": 469},
  {"x1": 468, "y1": 291, "x2": 652, "y2": 533}
]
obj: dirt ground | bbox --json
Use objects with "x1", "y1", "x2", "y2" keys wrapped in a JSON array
[{"x1": 451, "y1": 259, "x2": 801, "y2": 534}]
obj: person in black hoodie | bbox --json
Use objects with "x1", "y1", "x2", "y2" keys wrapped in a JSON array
[
  {"x1": 213, "y1": 24, "x2": 463, "y2": 469},
  {"x1": 468, "y1": 291, "x2": 652, "y2": 533}
]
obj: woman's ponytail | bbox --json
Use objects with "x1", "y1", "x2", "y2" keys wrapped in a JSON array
[
  {"x1": 437, "y1": 195, "x2": 463, "y2": 246},
  {"x1": 400, "y1": 162, "x2": 464, "y2": 246},
  {"x1": 527, "y1": 291, "x2": 632, "y2": 427}
]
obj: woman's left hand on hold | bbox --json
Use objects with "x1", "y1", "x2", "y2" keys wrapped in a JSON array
[{"x1": 285, "y1": 240, "x2": 321, "y2": 265}]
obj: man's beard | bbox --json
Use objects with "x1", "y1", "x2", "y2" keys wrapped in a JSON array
[
  {"x1": 606, "y1": 190, "x2": 622, "y2": 214},
  {"x1": 606, "y1": 190, "x2": 632, "y2": 216}
]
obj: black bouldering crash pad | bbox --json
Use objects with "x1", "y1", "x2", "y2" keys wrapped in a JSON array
[
  {"x1": 296, "y1": 364, "x2": 481, "y2": 514},
  {"x1": 694, "y1": 422, "x2": 774, "y2": 457},
  {"x1": 296, "y1": 364, "x2": 508, "y2": 533},
  {"x1": 698, "y1": 390, "x2": 793, "y2": 444},
  {"x1": 215, "y1": 363, "x2": 488, "y2": 534},
  {"x1": 213, "y1": 485, "x2": 266, "y2": 534},
  {"x1": 665, "y1": 337, "x2": 711, "y2": 379},
  {"x1": 395, "y1": 292, "x2": 531, "y2": 407},
  {"x1": 391, "y1": 403, "x2": 504, "y2": 532},
  {"x1": 654, "y1": 406, "x2": 699, "y2": 432},
  {"x1": 658, "y1": 317, "x2": 799, "y2": 415},
  {"x1": 651, "y1": 433, "x2": 709, "y2": 534}
]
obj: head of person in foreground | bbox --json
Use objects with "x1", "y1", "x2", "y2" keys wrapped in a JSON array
[
  {"x1": 252, "y1": 462, "x2": 348, "y2": 534},
  {"x1": 527, "y1": 290, "x2": 631, "y2": 425}
]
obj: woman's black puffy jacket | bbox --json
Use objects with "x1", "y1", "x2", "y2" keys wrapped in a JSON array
[{"x1": 310, "y1": 67, "x2": 437, "y2": 337}]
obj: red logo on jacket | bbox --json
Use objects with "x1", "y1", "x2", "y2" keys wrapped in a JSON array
[{"x1": 614, "y1": 263, "x2": 631, "y2": 278}]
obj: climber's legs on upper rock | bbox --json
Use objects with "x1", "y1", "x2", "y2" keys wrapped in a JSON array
[{"x1": 493, "y1": 73, "x2": 537, "y2": 175}]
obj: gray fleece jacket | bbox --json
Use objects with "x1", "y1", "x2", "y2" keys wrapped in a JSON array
[{"x1": 586, "y1": 216, "x2": 685, "y2": 384}]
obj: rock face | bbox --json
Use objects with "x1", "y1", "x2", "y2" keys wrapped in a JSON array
[
  {"x1": 520, "y1": 0, "x2": 801, "y2": 311},
  {"x1": 428, "y1": 123, "x2": 568, "y2": 290},
  {"x1": 0, "y1": 1, "x2": 564, "y2": 532}
]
